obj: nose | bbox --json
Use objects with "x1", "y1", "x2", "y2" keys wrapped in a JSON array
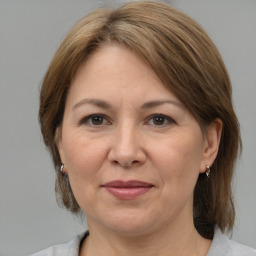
[{"x1": 107, "y1": 123, "x2": 147, "y2": 168}]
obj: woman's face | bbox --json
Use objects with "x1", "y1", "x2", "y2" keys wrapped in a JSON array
[{"x1": 58, "y1": 45, "x2": 219, "y2": 236}]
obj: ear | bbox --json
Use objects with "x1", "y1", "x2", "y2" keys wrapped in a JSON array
[
  {"x1": 200, "y1": 119, "x2": 223, "y2": 173},
  {"x1": 55, "y1": 126, "x2": 65, "y2": 165}
]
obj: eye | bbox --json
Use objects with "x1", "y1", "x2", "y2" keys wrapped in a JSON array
[
  {"x1": 147, "y1": 114, "x2": 175, "y2": 126},
  {"x1": 80, "y1": 114, "x2": 110, "y2": 126}
]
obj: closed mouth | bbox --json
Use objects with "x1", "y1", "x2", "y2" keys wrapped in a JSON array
[{"x1": 102, "y1": 180, "x2": 154, "y2": 200}]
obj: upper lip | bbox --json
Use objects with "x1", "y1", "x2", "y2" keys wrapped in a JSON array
[{"x1": 102, "y1": 180, "x2": 154, "y2": 188}]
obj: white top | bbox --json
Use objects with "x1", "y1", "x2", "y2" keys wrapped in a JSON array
[{"x1": 29, "y1": 229, "x2": 256, "y2": 256}]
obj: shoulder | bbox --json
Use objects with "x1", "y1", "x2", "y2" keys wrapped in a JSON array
[
  {"x1": 208, "y1": 228, "x2": 256, "y2": 256},
  {"x1": 29, "y1": 232, "x2": 88, "y2": 256}
]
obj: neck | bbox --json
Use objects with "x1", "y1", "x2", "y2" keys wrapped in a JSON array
[{"x1": 80, "y1": 218, "x2": 210, "y2": 256}]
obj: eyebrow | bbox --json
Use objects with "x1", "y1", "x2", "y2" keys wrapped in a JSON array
[
  {"x1": 72, "y1": 99, "x2": 112, "y2": 110},
  {"x1": 72, "y1": 98, "x2": 184, "y2": 111},
  {"x1": 141, "y1": 100, "x2": 184, "y2": 109}
]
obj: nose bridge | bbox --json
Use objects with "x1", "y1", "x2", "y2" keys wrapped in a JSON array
[
  {"x1": 116, "y1": 119, "x2": 138, "y2": 154},
  {"x1": 108, "y1": 118, "x2": 145, "y2": 166}
]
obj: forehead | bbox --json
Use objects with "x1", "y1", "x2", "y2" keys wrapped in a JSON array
[
  {"x1": 67, "y1": 45, "x2": 180, "y2": 105},
  {"x1": 73, "y1": 45, "x2": 160, "y2": 86}
]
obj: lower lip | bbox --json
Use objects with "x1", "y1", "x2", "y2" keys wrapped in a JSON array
[{"x1": 104, "y1": 187, "x2": 152, "y2": 200}]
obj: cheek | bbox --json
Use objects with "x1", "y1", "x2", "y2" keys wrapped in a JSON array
[
  {"x1": 61, "y1": 132, "x2": 108, "y2": 210},
  {"x1": 151, "y1": 131, "x2": 203, "y2": 185},
  {"x1": 61, "y1": 130, "x2": 107, "y2": 181}
]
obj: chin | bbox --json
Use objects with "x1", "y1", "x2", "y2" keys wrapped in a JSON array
[
  {"x1": 108, "y1": 222, "x2": 155, "y2": 237},
  {"x1": 91, "y1": 207, "x2": 164, "y2": 237}
]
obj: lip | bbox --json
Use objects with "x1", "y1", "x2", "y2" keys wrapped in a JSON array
[{"x1": 102, "y1": 180, "x2": 154, "y2": 200}]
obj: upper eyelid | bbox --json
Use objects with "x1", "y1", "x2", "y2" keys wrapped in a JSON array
[
  {"x1": 146, "y1": 114, "x2": 175, "y2": 121},
  {"x1": 79, "y1": 113, "x2": 175, "y2": 125},
  {"x1": 79, "y1": 113, "x2": 111, "y2": 125}
]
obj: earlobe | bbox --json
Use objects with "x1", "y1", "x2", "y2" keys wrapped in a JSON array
[{"x1": 200, "y1": 119, "x2": 223, "y2": 172}]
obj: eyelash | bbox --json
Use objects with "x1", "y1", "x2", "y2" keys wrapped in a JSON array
[
  {"x1": 79, "y1": 114, "x2": 175, "y2": 127},
  {"x1": 80, "y1": 114, "x2": 111, "y2": 127},
  {"x1": 146, "y1": 114, "x2": 175, "y2": 126}
]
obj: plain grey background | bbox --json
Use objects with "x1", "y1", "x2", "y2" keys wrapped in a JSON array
[{"x1": 0, "y1": 0, "x2": 255, "y2": 255}]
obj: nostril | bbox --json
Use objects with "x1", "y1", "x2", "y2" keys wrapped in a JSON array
[
  {"x1": 108, "y1": 145, "x2": 147, "y2": 167},
  {"x1": 112, "y1": 159, "x2": 140, "y2": 167}
]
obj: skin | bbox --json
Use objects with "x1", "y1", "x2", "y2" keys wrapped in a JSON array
[{"x1": 57, "y1": 44, "x2": 222, "y2": 256}]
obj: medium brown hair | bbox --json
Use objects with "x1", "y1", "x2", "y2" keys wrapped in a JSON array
[{"x1": 39, "y1": 0, "x2": 241, "y2": 239}]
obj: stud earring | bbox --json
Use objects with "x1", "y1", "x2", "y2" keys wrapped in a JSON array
[
  {"x1": 60, "y1": 163, "x2": 67, "y2": 176},
  {"x1": 206, "y1": 165, "x2": 211, "y2": 178}
]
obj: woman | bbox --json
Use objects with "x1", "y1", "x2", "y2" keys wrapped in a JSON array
[{"x1": 32, "y1": 1, "x2": 255, "y2": 255}]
